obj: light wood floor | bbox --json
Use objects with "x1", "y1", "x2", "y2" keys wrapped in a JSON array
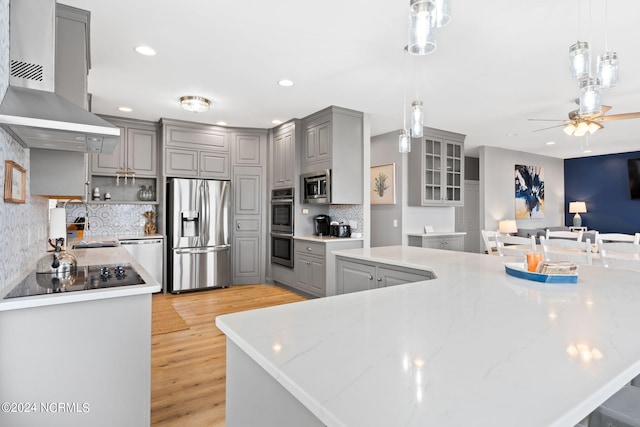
[{"x1": 151, "y1": 284, "x2": 307, "y2": 427}]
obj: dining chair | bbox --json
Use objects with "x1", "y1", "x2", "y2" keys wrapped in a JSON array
[
  {"x1": 496, "y1": 234, "x2": 537, "y2": 257},
  {"x1": 546, "y1": 229, "x2": 584, "y2": 241},
  {"x1": 481, "y1": 230, "x2": 499, "y2": 255},
  {"x1": 539, "y1": 236, "x2": 593, "y2": 265},
  {"x1": 597, "y1": 232, "x2": 640, "y2": 244},
  {"x1": 597, "y1": 240, "x2": 640, "y2": 272}
]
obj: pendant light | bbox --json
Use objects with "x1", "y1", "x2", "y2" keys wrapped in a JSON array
[
  {"x1": 399, "y1": 88, "x2": 411, "y2": 153},
  {"x1": 407, "y1": 0, "x2": 437, "y2": 55},
  {"x1": 399, "y1": 129, "x2": 411, "y2": 153},
  {"x1": 596, "y1": 0, "x2": 618, "y2": 88},
  {"x1": 433, "y1": 0, "x2": 451, "y2": 28},
  {"x1": 410, "y1": 100, "x2": 424, "y2": 138},
  {"x1": 569, "y1": 41, "x2": 591, "y2": 79},
  {"x1": 579, "y1": 77, "x2": 602, "y2": 115}
]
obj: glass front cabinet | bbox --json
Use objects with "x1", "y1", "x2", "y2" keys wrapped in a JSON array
[{"x1": 408, "y1": 129, "x2": 465, "y2": 206}]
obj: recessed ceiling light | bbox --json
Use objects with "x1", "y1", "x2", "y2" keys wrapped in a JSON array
[
  {"x1": 278, "y1": 79, "x2": 294, "y2": 87},
  {"x1": 134, "y1": 45, "x2": 156, "y2": 56},
  {"x1": 216, "y1": 121, "x2": 227, "y2": 126},
  {"x1": 272, "y1": 119, "x2": 283, "y2": 125},
  {"x1": 583, "y1": 149, "x2": 593, "y2": 153},
  {"x1": 118, "y1": 106, "x2": 133, "y2": 112},
  {"x1": 546, "y1": 141, "x2": 556, "y2": 145},
  {"x1": 180, "y1": 96, "x2": 211, "y2": 113}
]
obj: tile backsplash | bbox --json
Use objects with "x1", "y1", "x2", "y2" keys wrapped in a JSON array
[
  {"x1": 65, "y1": 203, "x2": 158, "y2": 237},
  {"x1": 329, "y1": 204, "x2": 364, "y2": 233}
]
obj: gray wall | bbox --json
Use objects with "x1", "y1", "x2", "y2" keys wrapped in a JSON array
[
  {"x1": 0, "y1": 0, "x2": 50, "y2": 290},
  {"x1": 479, "y1": 146, "x2": 564, "y2": 232},
  {"x1": 370, "y1": 131, "x2": 403, "y2": 247}
]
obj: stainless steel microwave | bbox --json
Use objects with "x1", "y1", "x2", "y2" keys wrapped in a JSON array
[{"x1": 301, "y1": 169, "x2": 330, "y2": 204}]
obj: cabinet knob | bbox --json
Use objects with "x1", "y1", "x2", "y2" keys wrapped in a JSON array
[
  {"x1": 307, "y1": 247, "x2": 312, "y2": 251},
  {"x1": 237, "y1": 223, "x2": 241, "y2": 230},
  {"x1": 377, "y1": 277, "x2": 382, "y2": 282},
  {"x1": 368, "y1": 275, "x2": 373, "y2": 280}
]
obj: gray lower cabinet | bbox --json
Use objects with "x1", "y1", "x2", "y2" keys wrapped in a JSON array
[
  {"x1": 408, "y1": 234, "x2": 465, "y2": 252},
  {"x1": 336, "y1": 257, "x2": 434, "y2": 295},
  {"x1": 294, "y1": 252, "x2": 326, "y2": 297}
]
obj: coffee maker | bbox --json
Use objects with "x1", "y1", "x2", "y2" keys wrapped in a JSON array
[{"x1": 313, "y1": 214, "x2": 331, "y2": 236}]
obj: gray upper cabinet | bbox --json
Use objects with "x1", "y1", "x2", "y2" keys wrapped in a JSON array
[
  {"x1": 271, "y1": 121, "x2": 297, "y2": 189},
  {"x1": 55, "y1": 4, "x2": 90, "y2": 109},
  {"x1": 162, "y1": 119, "x2": 230, "y2": 179},
  {"x1": 91, "y1": 117, "x2": 158, "y2": 177},
  {"x1": 232, "y1": 129, "x2": 267, "y2": 166},
  {"x1": 300, "y1": 106, "x2": 364, "y2": 204},
  {"x1": 408, "y1": 128, "x2": 466, "y2": 206}
]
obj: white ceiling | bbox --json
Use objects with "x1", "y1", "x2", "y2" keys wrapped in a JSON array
[{"x1": 62, "y1": 0, "x2": 640, "y2": 159}]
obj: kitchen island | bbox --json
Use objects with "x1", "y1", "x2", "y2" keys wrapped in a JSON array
[
  {"x1": 0, "y1": 246, "x2": 160, "y2": 427},
  {"x1": 217, "y1": 246, "x2": 640, "y2": 426}
]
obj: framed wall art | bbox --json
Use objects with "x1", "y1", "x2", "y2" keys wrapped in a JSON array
[
  {"x1": 515, "y1": 164, "x2": 544, "y2": 219},
  {"x1": 4, "y1": 160, "x2": 26, "y2": 204},
  {"x1": 371, "y1": 163, "x2": 396, "y2": 205}
]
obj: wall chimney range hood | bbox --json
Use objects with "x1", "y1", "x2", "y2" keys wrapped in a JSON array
[{"x1": 0, "y1": 0, "x2": 119, "y2": 153}]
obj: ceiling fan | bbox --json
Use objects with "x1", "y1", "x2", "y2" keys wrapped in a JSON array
[{"x1": 529, "y1": 105, "x2": 640, "y2": 136}]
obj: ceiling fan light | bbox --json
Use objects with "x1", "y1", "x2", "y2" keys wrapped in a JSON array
[
  {"x1": 587, "y1": 122, "x2": 603, "y2": 134},
  {"x1": 180, "y1": 96, "x2": 211, "y2": 113},
  {"x1": 569, "y1": 41, "x2": 591, "y2": 79},
  {"x1": 579, "y1": 78, "x2": 602, "y2": 116},
  {"x1": 399, "y1": 129, "x2": 411, "y2": 153},
  {"x1": 563, "y1": 124, "x2": 576, "y2": 136},
  {"x1": 597, "y1": 51, "x2": 619, "y2": 89}
]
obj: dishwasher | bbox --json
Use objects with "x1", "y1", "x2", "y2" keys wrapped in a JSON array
[{"x1": 119, "y1": 237, "x2": 164, "y2": 289}]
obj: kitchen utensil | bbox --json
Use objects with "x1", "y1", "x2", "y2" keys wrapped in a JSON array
[
  {"x1": 313, "y1": 214, "x2": 331, "y2": 236},
  {"x1": 330, "y1": 223, "x2": 351, "y2": 238},
  {"x1": 37, "y1": 238, "x2": 77, "y2": 275}
]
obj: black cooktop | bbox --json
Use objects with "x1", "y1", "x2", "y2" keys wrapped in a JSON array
[{"x1": 3, "y1": 263, "x2": 146, "y2": 299}]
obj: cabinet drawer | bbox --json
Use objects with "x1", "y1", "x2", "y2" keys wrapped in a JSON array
[
  {"x1": 295, "y1": 241, "x2": 324, "y2": 257},
  {"x1": 165, "y1": 148, "x2": 198, "y2": 177}
]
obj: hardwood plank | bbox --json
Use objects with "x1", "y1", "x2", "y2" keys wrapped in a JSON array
[{"x1": 151, "y1": 284, "x2": 307, "y2": 427}]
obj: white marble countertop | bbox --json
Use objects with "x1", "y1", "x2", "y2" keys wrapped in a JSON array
[
  {"x1": 407, "y1": 231, "x2": 467, "y2": 237},
  {"x1": 0, "y1": 246, "x2": 161, "y2": 312},
  {"x1": 294, "y1": 235, "x2": 364, "y2": 243},
  {"x1": 217, "y1": 245, "x2": 640, "y2": 427}
]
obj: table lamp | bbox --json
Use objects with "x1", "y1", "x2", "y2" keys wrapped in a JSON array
[
  {"x1": 569, "y1": 201, "x2": 587, "y2": 227},
  {"x1": 498, "y1": 220, "x2": 518, "y2": 235}
]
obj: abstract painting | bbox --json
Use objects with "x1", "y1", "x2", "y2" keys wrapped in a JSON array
[
  {"x1": 370, "y1": 163, "x2": 396, "y2": 205},
  {"x1": 515, "y1": 165, "x2": 544, "y2": 219}
]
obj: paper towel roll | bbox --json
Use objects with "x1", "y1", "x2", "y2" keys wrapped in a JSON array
[{"x1": 49, "y1": 208, "x2": 67, "y2": 248}]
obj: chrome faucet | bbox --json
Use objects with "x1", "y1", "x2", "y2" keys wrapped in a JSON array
[{"x1": 62, "y1": 197, "x2": 90, "y2": 233}]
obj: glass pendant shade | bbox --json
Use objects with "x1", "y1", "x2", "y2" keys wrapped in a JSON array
[
  {"x1": 433, "y1": 0, "x2": 451, "y2": 27},
  {"x1": 410, "y1": 100, "x2": 424, "y2": 138},
  {"x1": 408, "y1": 0, "x2": 437, "y2": 55},
  {"x1": 569, "y1": 41, "x2": 591, "y2": 79},
  {"x1": 399, "y1": 129, "x2": 411, "y2": 153},
  {"x1": 579, "y1": 78, "x2": 602, "y2": 116},
  {"x1": 597, "y1": 51, "x2": 619, "y2": 88}
]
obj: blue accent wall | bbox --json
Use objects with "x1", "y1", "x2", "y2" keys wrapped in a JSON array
[{"x1": 564, "y1": 151, "x2": 640, "y2": 233}]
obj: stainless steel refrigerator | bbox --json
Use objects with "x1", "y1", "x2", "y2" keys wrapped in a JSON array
[{"x1": 167, "y1": 178, "x2": 231, "y2": 293}]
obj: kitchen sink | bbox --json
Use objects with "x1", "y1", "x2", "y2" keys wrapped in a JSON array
[{"x1": 71, "y1": 240, "x2": 120, "y2": 249}]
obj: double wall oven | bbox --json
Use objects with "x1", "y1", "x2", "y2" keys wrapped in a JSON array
[{"x1": 270, "y1": 188, "x2": 294, "y2": 267}]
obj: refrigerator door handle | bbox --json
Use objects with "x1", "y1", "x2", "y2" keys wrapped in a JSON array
[{"x1": 174, "y1": 245, "x2": 230, "y2": 255}]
